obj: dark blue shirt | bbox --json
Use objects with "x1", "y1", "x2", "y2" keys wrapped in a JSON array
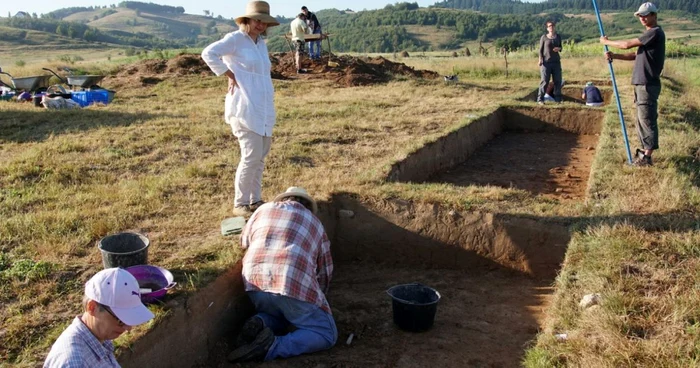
[
  {"x1": 583, "y1": 86, "x2": 603, "y2": 104},
  {"x1": 632, "y1": 26, "x2": 665, "y2": 86}
]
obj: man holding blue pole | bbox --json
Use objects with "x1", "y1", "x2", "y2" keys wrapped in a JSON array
[{"x1": 600, "y1": 2, "x2": 665, "y2": 167}]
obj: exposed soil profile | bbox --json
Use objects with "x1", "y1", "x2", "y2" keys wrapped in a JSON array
[
  {"x1": 430, "y1": 131, "x2": 598, "y2": 200},
  {"x1": 203, "y1": 263, "x2": 553, "y2": 368}
]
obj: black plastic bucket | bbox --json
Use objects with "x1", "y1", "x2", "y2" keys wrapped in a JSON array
[
  {"x1": 387, "y1": 283, "x2": 441, "y2": 332},
  {"x1": 98, "y1": 232, "x2": 149, "y2": 269}
]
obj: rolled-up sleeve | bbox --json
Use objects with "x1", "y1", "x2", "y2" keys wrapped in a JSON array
[
  {"x1": 201, "y1": 33, "x2": 236, "y2": 76},
  {"x1": 316, "y1": 234, "x2": 333, "y2": 294}
]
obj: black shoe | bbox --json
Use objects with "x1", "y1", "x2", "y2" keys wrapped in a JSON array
[
  {"x1": 297, "y1": 69, "x2": 307, "y2": 74},
  {"x1": 227, "y1": 327, "x2": 274, "y2": 362},
  {"x1": 235, "y1": 315, "x2": 264, "y2": 347}
]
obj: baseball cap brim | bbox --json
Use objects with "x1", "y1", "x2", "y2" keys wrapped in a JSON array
[
  {"x1": 634, "y1": 10, "x2": 652, "y2": 16},
  {"x1": 112, "y1": 304, "x2": 155, "y2": 326}
]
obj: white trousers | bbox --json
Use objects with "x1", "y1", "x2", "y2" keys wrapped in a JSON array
[{"x1": 232, "y1": 126, "x2": 271, "y2": 207}]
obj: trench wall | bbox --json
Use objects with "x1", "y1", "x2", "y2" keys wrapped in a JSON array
[
  {"x1": 520, "y1": 86, "x2": 613, "y2": 105},
  {"x1": 331, "y1": 195, "x2": 569, "y2": 279},
  {"x1": 386, "y1": 109, "x2": 504, "y2": 183},
  {"x1": 387, "y1": 107, "x2": 604, "y2": 183}
]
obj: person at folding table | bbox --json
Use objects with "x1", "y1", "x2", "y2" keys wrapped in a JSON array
[
  {"x1": 301, "y1": 6, "x2": 322, "y2": 61},
  {"x1": 290, "y1": 12, "x2": 310, "y2": 73}
]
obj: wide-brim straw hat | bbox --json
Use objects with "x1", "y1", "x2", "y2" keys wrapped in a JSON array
[
  {"x1": 235, "y1": 1, "x2": 280, "y2": 27},
  {"x1": 273, "y1": 187, "x2": 318, "y2": 214}
]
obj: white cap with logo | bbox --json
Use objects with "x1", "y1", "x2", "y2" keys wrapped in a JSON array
[
  {"x1": 634, "y1": 2, "x2": 658, "y2": 17},
  {"x1": 85, "y1": 268, "x2": 155, "y2": 326}
]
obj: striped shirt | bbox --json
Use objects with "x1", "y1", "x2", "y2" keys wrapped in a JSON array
[
  {"x1": 241, "y1": 201, "x2": 333, "y2": 314},
  {"x1": 44, "y1": 316, "x2": 120, "y2": 368}
]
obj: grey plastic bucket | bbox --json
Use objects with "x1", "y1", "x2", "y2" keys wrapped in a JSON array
[{"x1": 98, "y1": 232, "x2": 149, "y2": 269}]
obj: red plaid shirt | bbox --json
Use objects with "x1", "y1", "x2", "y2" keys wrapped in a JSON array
[{"x1": 240, "y1": 201, "x2": 333, "y2": 314}]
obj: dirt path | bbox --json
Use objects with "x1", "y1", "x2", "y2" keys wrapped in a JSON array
[{"x1": 205, "y1": 263, "x2": 553, "y2": 367}]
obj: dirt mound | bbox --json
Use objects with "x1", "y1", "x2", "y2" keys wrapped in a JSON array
[
  {"x1": 116, "y1": 54, "x2": 210, "y2": 78},
  {"x1": 270, "y1": 52, "x2": 439, "y2": 87},
  {"x1": 106, "y1": 53, "x2": 437, "y2": 88}
]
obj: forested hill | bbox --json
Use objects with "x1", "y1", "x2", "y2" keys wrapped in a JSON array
[
  {"x1": 433, "y1": 0, "x2": 700, "y2": 14},
  {"x1": 265, "y1": 7, "x2": 613, "y2": 53}
]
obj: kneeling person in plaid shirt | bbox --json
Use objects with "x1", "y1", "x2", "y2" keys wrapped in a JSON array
[{"x1": 228, "y1": 186, "x2": 337, "y2": 362}]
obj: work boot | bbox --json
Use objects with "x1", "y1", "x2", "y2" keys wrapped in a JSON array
[
  {"x1": 249, "y1": 200, "x2": 265, "y2": 212},
  {"x1": 227, "y1": 327, "x2": 274, "y2": 362},
  {"x1": 235, "y1": 315, "x2": 264, "y2": 347},
  {"x1": 232, "y1": 205, "x2": 253, "y2": 218},
  {"x1": 632, "y1": 154, "x2": 652, "y2": 167}
]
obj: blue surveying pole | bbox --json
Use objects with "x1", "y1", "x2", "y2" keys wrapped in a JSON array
[{"x1": 592, "y1": 0, "x2": 633, "y2": 164}]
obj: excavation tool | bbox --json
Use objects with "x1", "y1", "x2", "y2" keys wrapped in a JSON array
[
  {"x1": 592, "y1": 0, "x2": 633, "y2": 164},
  {"x1": 325, "y1": 32, "x2": 338, "y2": 67}
]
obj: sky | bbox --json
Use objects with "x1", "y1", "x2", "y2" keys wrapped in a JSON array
[{"x1": 3, "y1": 1, "x2": 441, "y2": 20}]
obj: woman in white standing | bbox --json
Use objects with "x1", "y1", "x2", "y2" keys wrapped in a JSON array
[{"x1": 201, "y1": 1, "x2": 279, "y2": 217}]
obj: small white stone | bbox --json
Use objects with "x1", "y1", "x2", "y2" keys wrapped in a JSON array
[
  {"x1": 579, "y1": 293, "x2": 601, "y2": 309},
  {"x1": 338, "y1": 209, "x2": 355, "y2": 218}
]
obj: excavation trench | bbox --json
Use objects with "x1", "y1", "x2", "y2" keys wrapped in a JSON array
[
  {"x1": 520, "y1": 85, "x2": 613, "y2": 105},
  {"x1": 119, "y1": 107, "x2": 605, "y2": 367},
  {"x1": 388, "y1": 106, "x2": 605, "y2": 201}
]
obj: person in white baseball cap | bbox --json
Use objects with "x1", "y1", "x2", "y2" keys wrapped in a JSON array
[{"x1": 44, "y1": 268, "x2": 154, "y2": 367}]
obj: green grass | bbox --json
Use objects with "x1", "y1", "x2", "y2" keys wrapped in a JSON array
[{"x1": 1, "y1": 46, "x2": 699, "y2": 366}]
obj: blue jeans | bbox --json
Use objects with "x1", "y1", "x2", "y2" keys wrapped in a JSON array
[
  {"x1": 309, "y1": 28, "x2": 322, "y2": 59},
  {"x1": 248, "y1": 291, "x2": 337, "y2": 361}
]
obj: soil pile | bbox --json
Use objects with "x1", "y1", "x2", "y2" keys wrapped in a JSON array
[
  {"x1": 106, "y1": 53, "x2": 438, "y2": 88},
  {"x1": 271, "y1": 52, "x2": 439, "y2": 87}
]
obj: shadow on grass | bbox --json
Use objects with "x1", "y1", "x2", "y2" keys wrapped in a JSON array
[
  {"x1": 669, "y1": 153, "x2": 700, "y2": 188},
  {"x1": 0, "y1": 109, "x2": 157, "y2": 143}
]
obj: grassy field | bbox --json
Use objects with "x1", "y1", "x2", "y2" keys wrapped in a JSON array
[{"x1": 1, "y1": 39, "x2": 700, "y2": 367}]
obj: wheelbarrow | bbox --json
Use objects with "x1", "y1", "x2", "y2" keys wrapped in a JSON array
[
  {"x1": 43, "y1": 68, "x2": 105, "y2": 90},
  {"x1": 0, "y1": 71, "x2": 52, "y2": 93}
]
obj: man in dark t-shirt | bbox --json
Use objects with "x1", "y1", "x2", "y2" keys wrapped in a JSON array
[
  {"x1": 600, "y1": 2, "x2": 665, "y2": 166},
  {"x1": 301, "y1": 6, "x2": 322, "y2": 60},
  {"x1": 582, "y1": 82, "x2": 604, "y2": 106}
]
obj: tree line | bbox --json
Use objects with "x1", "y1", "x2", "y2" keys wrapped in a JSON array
[
  {"x1": 264, "y1": 7, "x2": 620, "y2": 53},
  {"x1": 1, "y1": 16, "x2": 180, "y2": 48},
  {"x1": 433, "y1": 0, "x2": 700, "y2": 14}
]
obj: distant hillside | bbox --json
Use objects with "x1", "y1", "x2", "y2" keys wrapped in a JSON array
[
  {"x1": 265, "y1": 7, "x2": 612, "y2": 52},
  {"x1": 2, "y1": 1, "x2": 698, "y2": 53},
  {"x1": 433, "y1": 0, "x2": 700, "y2": 14},
  {"x1": 1, "y1": 1, "x2": 243, "y2": 49}
]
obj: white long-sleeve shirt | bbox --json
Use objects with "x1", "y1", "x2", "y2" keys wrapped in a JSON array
[{"x1": 201, "y1": 30, "x2": 276, "y2": 137}]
